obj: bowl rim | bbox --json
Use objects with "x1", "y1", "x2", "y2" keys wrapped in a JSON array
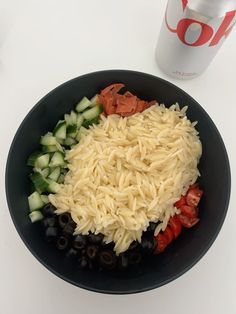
[{"x1": 5, "y1": 69, "x2": 231, "y2": 294}]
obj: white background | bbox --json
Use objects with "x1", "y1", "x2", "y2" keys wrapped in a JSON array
[{"x1": 0, "y1": 1, "x2": 236, "y2": 313}]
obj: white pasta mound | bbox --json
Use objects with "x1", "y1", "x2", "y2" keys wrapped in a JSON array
[{"x1": 49, "y1": 104, "x2": 202, "y2": 254}]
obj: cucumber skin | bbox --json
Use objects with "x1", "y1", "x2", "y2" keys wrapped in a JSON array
[
  {"x1": 30, "y1": 172, "x2": 49, "y2": 194},
  {"x1": 42, "y1": 145, "x2": 58, "y2": 153},
  {"x1": 82, "y1": 117, "x2": 99, "y2": 129},
  {"x1": 27, "y1": 151, "x2": 43, "y2": 167}
]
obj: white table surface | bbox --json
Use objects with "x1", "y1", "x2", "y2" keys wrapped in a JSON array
[{"x1": 1, "y1": 1, "x2": 236, "y2": 313}]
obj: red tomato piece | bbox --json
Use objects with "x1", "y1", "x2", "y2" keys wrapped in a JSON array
[
  {"x1": 168, "y1": 215, "x2": 182, "y2": 238},
  {"x1": 154, "y1": 233, "x2": 169, "y2": 254},
  {"x1": 186, "y1": 187, "x2": 203, "y2": 207},
  {"x1": 148, "y1": 100, "x2": 157, "y2": 107},
  {"x1": 174, "y1": 196, "x2": 186, "y2": 209},
  {"x1": 136, "y1": 100, "x2": 146, "y2": 113},
  {"x1": 163, "y1": 226, "x2": 174, "y2": 245},
  {"x1": 124, "y1": 91, "x2": 134, "y2": 97},
  {"x1": 180, "y1": 205, "x2": 198, "y2": 218},
  {"x1": 178, "y1": 214, "x2": 200, "y2": 228},
  {"x1": 100, "y1": 83, "x2": 125, "y2": 96},
  {"x1": 116, "y1": 96, "x2": 137, "y2": 114},
  {"x1": 98, "y1": 94, "x2": 116, "y2": 115}
]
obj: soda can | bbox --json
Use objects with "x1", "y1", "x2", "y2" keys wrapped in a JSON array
[{"x1": 156, "y1": 0, "x2": 236, "y2": 79}]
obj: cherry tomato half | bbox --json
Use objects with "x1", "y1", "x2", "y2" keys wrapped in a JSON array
[
  {"x1": 178, "y1": 214, "x2": 200, "y2": 228},
  {"x1": 186, "y1": 187, "x2": 203, "y2": 207},
  {"x1": 180, "y1": 205, "x2": 198, "y2": 218},
  {"x1": 154, "y1": 233, "x2": 169, "y2": 254},
  {"x1": 174, "y1": 195, "x2": 186, "y2": 209},
  {"x1": 163, "y1": 226, "x2": 174, "y2": 245},
  {"x1": 168, "y1": 215, "x2": 182, "y2": 238}
]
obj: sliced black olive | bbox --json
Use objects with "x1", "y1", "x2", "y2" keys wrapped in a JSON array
[
  {"x1": 99, "y1": 250, "x2": 117, "y2": 270},
  {"x1": 42, "y1": 203, "x2": 56, "y2": 217},
  {"x1": 58, "y1": 213, "x2": 72, "y2": 228},
  {"x1": 147, "y1": 222, "x2": 158, "y2": 234},
  {"x1": 101, "y1": 241, "x2": 115, "y2": 250},
  {"x1": 141, "y1": 237, "x2": 156, "y2": 253},
  {"x1": 118, "y1": 253, "x2": 129, "y2": 270},
  {"x1": 128, "y1": 250, "x2": 142, "y2": 265},
  {"x1": 45, "y1": 226, "x2": 58, "y2": 241},
  {"x1": 78, "y1": 257, "x2": 88, "y2": 269},
  {"x1": 56, "y1": 236, "x2": 69, "y2": 250},
  {"x1": 89, "y1": 233, "x2": 104, "y2": 244},
  {"x1": 62, "y1": 221, "x2": 76, "y2": 236},
  {"x1": 42, "y1": 216, "x2": 57, "y2": 228},
  {"x1": 86, "y1": 245, "x2": 99, "y2": 260},
  {"x1": 66, "y1": 248, "x2": 78, "y2": 258},
  {"x1": 73, "y1": 235, "x2": 87, "y2": 250},
  {"x1": 128, "y1": 241, "x2": 139, "y2": 251}
]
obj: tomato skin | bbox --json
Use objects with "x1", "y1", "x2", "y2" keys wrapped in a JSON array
[
  {"x1": 163, "y1": 226, "x2": 174, "y2": 245},
  {"x1": 186, "y1": 187, "x2": 203, "y2": 207},
  {"x1": 180, "y1": 205, "x2": 198, "y2": 218},
  {"x1": 100, "y1": 83, "x2": 125, "y2": 96},
  {"x1": 178, "y1": 214, "x2": 200, "y2": 228},
  {"x1": 168, "y1": 215, "x2": 182, "y2": 238},
  {"x1": 154, "y1": 233, "x2": 169, "y2": 254},
  {"x1": 174, "y1": 195, "x2": 186, "y2": 209}
]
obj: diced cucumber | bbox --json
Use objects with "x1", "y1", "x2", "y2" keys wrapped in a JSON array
[
  {"x1": 28, "y1": 191, "x2": 44, "y2": 211},
  {"x1": 76, "y1": 126, "x2": 89, "y2": 141},
  {"x1": 35, "y1": 153, "x2": 50, "y2": 169},
  {"x1": 42, "y1": 145, "x2": 58, "y2": 153},
  {"x1": 90, "y1": 94, "x2": 99, "y2": 106},
  {"x1": 70, "y1": 111, "x2": 78, "y2": 125},
  {"x1": 55, "y1": 141, "x2": 64, "y2": 153},
  {"x1": 48, "y1": 180, "x2": 61, "y2": 193},
  {"x1": 67, "y1": 124, "x2": 77, "y2": 138},
  {"x1": 82, "y1": 105, "x2": 103, "y2": 120},
  {"x1": 27, "y1": 151, "x2": 43, "y2": 167},
  {"x1": 48, "y1": 167, "x2": 61, "y2": 182},
  {"x1": 64, "y1": 113, "x2": 72, "y2": 125},
  {"x1": 41, "y1": 194, "x2": 49, "y2": 204},
  {"x1": 60, "y1": 168, "x2": 68, "y2": 175},
  {"x1": 64, "y1": 137, "x2": 77, "y2": 146},
  {"x1": 53, "y1": 121, "x2": 67, "y2": 140},
  {"x1": 40, "y1": 133, "x2": 58, "y2": 146},
  {"x1": 56, "y1": 138, "x2": 64, "y2": 145},
  {"x1": 29, "y1": 211, "x2": 43, "y2": 223},
  {"x1": 76, "y1": 114, "x2": 84, "y2": 129},
  {"x1": 30, "y1": 172, "x2": 49, "y2": 194},
  {"x1": 34, "y1": 167, "x2": 50, "y2": 178},
  {"x1": 82, "y1": 117, "x2": 99, "y2": 129},
  {"x1": 58, "y1": 174, "x2": 66, "y2": 184},
  {"x1": 49, "y1": 152, "x2": 65, "y2": 167},
  {"x1": 76, "y1": 97, "x2": 92, "y2": 112}
]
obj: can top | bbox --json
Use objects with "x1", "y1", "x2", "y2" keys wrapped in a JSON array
[{"x1": 189, "y1": 0, "x2": 236, "y2": 17}]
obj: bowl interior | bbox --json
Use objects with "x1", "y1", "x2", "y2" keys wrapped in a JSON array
[{"x1": 5, "y1": 70, "x2": 230, "y2": 294}]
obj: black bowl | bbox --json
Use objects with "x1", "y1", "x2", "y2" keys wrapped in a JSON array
[{"x1": 5, "y1": 70, "x2": 231, "y2": 294}]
